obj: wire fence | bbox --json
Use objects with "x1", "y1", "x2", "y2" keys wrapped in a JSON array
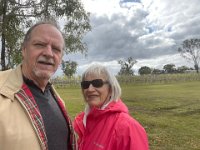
[{"x1": 51, "y1": 73, "x2": 200, "y2": 87}]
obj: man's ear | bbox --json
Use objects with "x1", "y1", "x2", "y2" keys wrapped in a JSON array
[
  {"x1": 59, "y1": 58, "x2": 63, "y2": 65},
  {"x1": 22, "y1": 47, "x2": 25, "y2": 57},
  {"x1": 22, "y1": 46, "x2": 26, "y2": 59}
]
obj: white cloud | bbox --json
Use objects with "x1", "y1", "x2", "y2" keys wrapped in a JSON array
[{"x1": 81, "y1": 0, "x2": 123, "y2": 17}]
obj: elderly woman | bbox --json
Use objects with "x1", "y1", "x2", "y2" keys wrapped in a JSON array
[{"x1": 73, "y1": 64, "x2": 149, "y2": 150}]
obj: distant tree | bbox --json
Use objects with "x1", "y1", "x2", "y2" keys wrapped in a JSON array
[
  {"x1": 61, "y1": 60, "x2": 78, "y2": 78},
  {"x1": 152, "y1": 69, "x2": 164, "y2": 74},
  {"x1": 178, "y1": 38, "x2": 200, "y2": 73},
  {"x1": 0, "y1": 0, "x2": 91, "y2": 70},
  {"x1": 163, "y1": 64, "x2": 176, "y2": 73},
  {"x1": 118, "y1": 57, "x2": 137, "y2": 76},
  {"x1": 177, "y1": 66, "x2": 190, "y2": 73},
  {"x1": 138, "y1": 66, "x2": 152, "y2": 75}
]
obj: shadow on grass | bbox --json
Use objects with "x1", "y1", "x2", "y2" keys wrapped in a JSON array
[
  {"x1": 176, "y1": 109, "x2": 200, "y2": 116},
  {"x1": 153, "y1": 106, "x2": 179, "y2": 111},
  {"x1": 128, "y1": 103, "x2": 200, "y2": 118}
]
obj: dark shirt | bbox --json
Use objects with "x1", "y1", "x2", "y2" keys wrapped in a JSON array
[{"x1": 23, "y1": 77, "x2": 69, "y2": 150}]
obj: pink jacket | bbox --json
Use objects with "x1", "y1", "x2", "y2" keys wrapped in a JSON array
[{"x1": 73, "y1": 100, "x2": 149, "y2": 150}]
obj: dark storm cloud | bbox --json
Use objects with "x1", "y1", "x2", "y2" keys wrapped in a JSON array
[{"x1": 83, "y1": 12, "x2": 178, "y2": 62}]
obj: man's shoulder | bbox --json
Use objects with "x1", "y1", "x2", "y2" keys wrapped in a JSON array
[
  {"x1": 0, "y1": 69, "x2": 12, "y2": 84},
  {"x1": 0, "y1": 69, "x2": 12, "y2": 75},
  {"x1": 0, "y1": 66, "x2": 23, "y2": 97}
]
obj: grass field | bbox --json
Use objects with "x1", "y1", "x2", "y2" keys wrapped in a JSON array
[{"x1": 56, "y1": 81, "x2": 200, "y2": 150}]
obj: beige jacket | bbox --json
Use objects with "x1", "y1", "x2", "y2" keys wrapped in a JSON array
[{"x1": 0, "y1": 65, "x2": 75, "y2": 150}]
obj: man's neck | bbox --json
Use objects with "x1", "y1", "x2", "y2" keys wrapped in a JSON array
[
  {"x1": 22, "y1": 74, "x2": 49, "y2": 92},
  {"x1": 32, "y1": 78, "x2": 48, "y2": 92},
  {"x1": 22, "y1": 64, "x2": 49, "y2": 92}
]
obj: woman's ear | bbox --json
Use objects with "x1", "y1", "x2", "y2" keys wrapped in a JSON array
[{"x1": 109, "y1": 86, "x2": 112, "y2": 95}]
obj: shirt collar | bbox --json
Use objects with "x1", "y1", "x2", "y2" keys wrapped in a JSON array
[{"x1": 22, "y1": 75, "x2": 52, "y2": 93}]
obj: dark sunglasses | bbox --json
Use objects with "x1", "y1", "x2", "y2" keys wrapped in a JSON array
[{"x1": 81, "y1": 79, "x2": 109, "y2": 89}]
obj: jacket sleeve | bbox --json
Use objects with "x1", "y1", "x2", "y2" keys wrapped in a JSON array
[{"x1": 113, "y1": 114, "x2": 149, "y2": 150}]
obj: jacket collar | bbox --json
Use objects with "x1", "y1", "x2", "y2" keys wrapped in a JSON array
[{"x1": 0, "y1": 64, "x2": 23, "y2": 101}]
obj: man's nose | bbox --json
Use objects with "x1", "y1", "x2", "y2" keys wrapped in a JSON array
[{"x1": 43, "y1": 45, "x2": 53, "y2": 57}]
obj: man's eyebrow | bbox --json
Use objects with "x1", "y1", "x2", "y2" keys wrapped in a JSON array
[{"x1": 32, "y1": 39, "x2": 45, "y2": 43}]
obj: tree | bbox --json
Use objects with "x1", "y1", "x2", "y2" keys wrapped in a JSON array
[
  {"x1": 118, "y1": 57, "x2": 137, "y2": 76},
  {"x1": 163, "y1": 64, "x2": 176, "y2": 73},
  {"x1": 61, "y1": 60, "x2": 78, "y2": 78},
  {"x1": 178, "y1": 38, "x2": 200, "y2": 73},
  {"x1": 0, "y1": 0, "x2": 26, "y2": 70},
  {"x1": 177, "y1": 66, "x2": 189, "y2": 73},
  {"x1": 152, "y1": 69, "x2": 164, "y2": 74},
  {"x1": 138, "y1": 66, "x2": 152, "y2": 75},
  {"x1": 0, "y1": 0, "x2": 91, "y2": 70}
]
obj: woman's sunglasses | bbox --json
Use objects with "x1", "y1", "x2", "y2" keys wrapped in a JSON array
[{"x1": 81, "y1": 79, "x2": 109, "y2": 89}]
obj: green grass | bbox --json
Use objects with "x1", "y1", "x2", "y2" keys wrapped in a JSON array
[{"x1": 56, "y1": 81, "x2": 200, "y2": 150}]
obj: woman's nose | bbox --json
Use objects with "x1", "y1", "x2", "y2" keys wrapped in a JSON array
[{"x1": 87, "y1": 84, "x2": 95, "y2": 91}]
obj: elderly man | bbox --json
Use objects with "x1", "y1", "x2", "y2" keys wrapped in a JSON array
[{"x1": 0, "y1": 21, "x2": 76, "y2": 150}]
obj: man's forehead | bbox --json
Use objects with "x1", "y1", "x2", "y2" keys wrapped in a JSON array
[
  {"x1": 31, "y1": 26, "x2": 63, "y2": 40},
  {"x1": 32, "y1": 24, "x2": 60, "y2": 35}
]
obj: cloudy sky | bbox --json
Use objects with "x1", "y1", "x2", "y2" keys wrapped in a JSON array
[{"x1": 56, "y1": 0, "x2": 200, "y2": 76}]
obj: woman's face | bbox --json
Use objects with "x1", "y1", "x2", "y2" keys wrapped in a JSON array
[{"x1": 82, "y1": 74, "x2": 111, "y2": 108}]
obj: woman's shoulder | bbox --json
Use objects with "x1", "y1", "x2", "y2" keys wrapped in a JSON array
[
  {"x1": 73, "y1": 112, "x2": 85, "y2": 130},
  {"x1": 115, "y1": 112, "x2": 146, "y2": 133},
  {"x1": 113, "y1": 113, "x2": 149, "y2": 150},
  {"x1": 74, "y1": 112, "x2": 85, "y2": 121}
]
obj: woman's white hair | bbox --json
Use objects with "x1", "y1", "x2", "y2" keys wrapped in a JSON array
[{"x1": 81, "y1": 64, "x2": 121, "y2": 101}]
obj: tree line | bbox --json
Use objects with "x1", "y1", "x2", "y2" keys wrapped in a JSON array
[
  {"x1": 138, "y1": 64, "x2": 194, "y2": 75},
  {"x1": 117, "y1": 57, "x2": 195, "y2": 76}
]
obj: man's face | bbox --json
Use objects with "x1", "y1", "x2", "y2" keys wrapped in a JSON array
[
  {"x1": 22, "y1": 24, "x2": 64, "y2": 81},
  {"x1": 22, "y1": 24, "x2": 64, "y2": 80}
]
